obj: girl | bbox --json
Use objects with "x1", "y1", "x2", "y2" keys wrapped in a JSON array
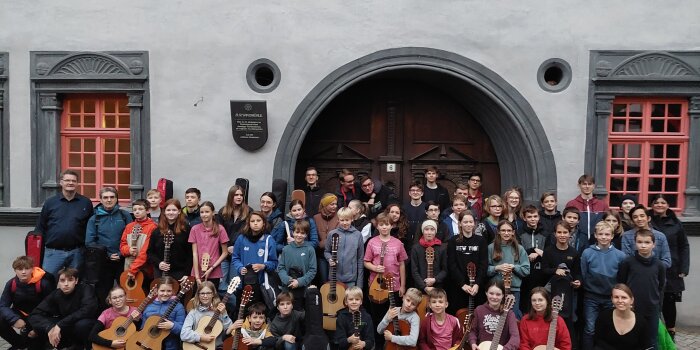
[
  {"x1": 141, "y1": 277, "x2": 185, "y2": 350},
  {"x1": 446, "y1": 210, "x2": 488, "y2": 314},
  {"x1": 385, "y1": 204, "x2": 411, "y2": 245},
  {"x1": 487, "y1": 220, "x2": 529, "y2": 319},
  {"x1": 181, "y1": 281, "x2": 233, "y2": 348},
  {"x1": 148, "y1": 199, "x2": 193, "y2": 284},
  {"x1": 482, "y1": 195, "x2": 505, "y2": 244},
  {"x1": 231, "y1": 211, "x2": 277, "y2": 306},
  {"x1": 442, "y1": 194, "x2": 468, "y2": 237},
  {"x1": 189, "y1": 201, "x2": 229, "y2": 287},
  {"x1": 539, "y1": 192, "x2": 561, "y2": 240},
  {"x1": 410, "y1": 219, "x2": 447, "y2": 294},
  {"x1": 619, "y1": 194, "x2": 637, "y2": 231},
  {"x1": 313, "y1": 193, "x2": 339, "y2": 284},
  {"x1": 270, "y1": 199, "x2": 319, "y2": 255},
  {"x1": 217, "y1": 185, "x2": 251, "y2": 293},
  {"x1": 594, "y1": 284, "x2": 650, "y2": 350},
  {"x1": 503, "y1": 187, "x2": 525, "y2": 237},
  {"x1": 146, "y1": 189, "x2": 162, "y2": 223},
  {"x1": 349, "y1": 199, "x2": 372, "y2": 243},
  {"x1": 468, "y1": 281, "x2": 519, "y2": 350},
  {"x1": 650, "y1": 193, "x2": 689, "y2": 340},
  {"x1": 602, "y1": 209, "x2": 624, "y2": 250},
  {"x1": 89, "y1": 286, "x2": 140, "y2": 349},
  {"x1": 259, "y1": 192, "x2": 284, "y2": 229},
  {"x1": 518, "y1": 287, "x2": 571, "y2": 350}
]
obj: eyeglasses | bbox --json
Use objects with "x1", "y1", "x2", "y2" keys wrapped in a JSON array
[
  {"x1": 409, "y1": 189, "x2": 422, "y2": 193},
  {"x1": 198, "y1": 292, "x2": 213, "y2": 296},
  {"x1": 490, "y1": 205, "x2": 503, "y2": 208},
  {"x1": 499, "y1": 229, "x2": 514, "y2": 233}
]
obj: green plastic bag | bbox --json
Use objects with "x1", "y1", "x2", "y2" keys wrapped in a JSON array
[{"x1": 658, "y1": 320, "x2": 676, "y2": 350}]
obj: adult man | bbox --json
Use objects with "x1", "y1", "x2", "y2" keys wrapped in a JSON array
[
  {"x1": 421, "y1": 167, "x2": 450, "y2": 215},
  {"x1": 357, "y1": 174, "x2": 398, "y2": 218},
  {"x1": 621, "y1": 204, "x2": 672, "y2": 268},
  {"x1": 183, "y1": 187, "x2": 202, "y2": 226},
  {"x1": 465, "y1": 173, "x2": 484, "y2": 220},
  {"x1": 303, "y1": 167, "x2": 323, "y2": 217},
  {"x1": 565, "y1": 174, "x2": 609, "y2": 242},
  {"x1": 35, "y1": 170, "x2": 94, "y2": 278},
  {"x1": 335, "y1": 169, "x2": 362, "y2": 208},
  {"x1": 403, "y1": 181, "x2": 427, "y2": 238},
  {"x1": 84, "y1": 187, "x2": 132, "y2": 308}
]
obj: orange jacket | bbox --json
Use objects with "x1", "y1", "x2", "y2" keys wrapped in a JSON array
[{"x1": 120, "y1": 218, "x2": 158, "y2": 274}]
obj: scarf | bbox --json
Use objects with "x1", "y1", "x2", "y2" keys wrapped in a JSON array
[{"x1": 419, "y1": 237, "x2": 442, "y2": 248}]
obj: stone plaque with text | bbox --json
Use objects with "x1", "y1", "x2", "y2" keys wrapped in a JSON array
[{"x1": 231, "y1": 100, "x2": 268, "y2": 151}]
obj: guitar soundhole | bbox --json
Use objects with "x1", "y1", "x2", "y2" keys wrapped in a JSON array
[
  {"x1": 116, "y1": 326, "x2": 126, "y2": 336},
  {"x1": 148, "y1": 326, "x2": 160, "y2": 337},
  {"x1": 328, "y1": 293, "x2": 337, "y2": 303},
  {"x1": 127, "y1": 279, "x2": 136, "y2": 288},
  {"x1": 204, "y1": 326, "x2": 213, "y2": 333}
]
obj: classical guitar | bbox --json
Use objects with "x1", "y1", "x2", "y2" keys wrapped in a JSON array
[
  {"x1": 456, "y1": 262, "x2": 477, "y2": 330},
  {"x1": 449, "y1": 314, "x2": 473, "y2": 350},
  {"x1": 183, "y1": 277, "x2": 241, "y2": 350},
  {"x1": 368, "y1": 241, "x2": 389, "y2": 303},
  {"x1": 92, "y1": 287, "x2": 157, "y2": 350},
  {"x1": 352, "y1": 310, "x2": 361, "y2": 337},
  {"x1": 502, "y1": 270, "x2": 512, "y2": 296},
  {"x1": 188, "y1": 254, "x2": 211, "y2": 311},
  {"x1": 416, "y1": 246, "x2": 435, "y2": 323},
  {"x1": 223, "y1": 285, "x2": 254, "y2": 350},
  {"x1": 321, "y1": 233, "x2": 347, "y2": 330},
  {"x1": 385, "y1": 276, "x2": 415, "y2": 350},
  {"x1": 476, "y1": 294, "x2": 515, "y2": 350},
  {"x1": 150, "y1": 230, "x2": 180, "y2": 294},
  {"x1": 120, "y1": 224, "x2": 146, "y2": 307},
  {"x1": 127, "y1": 280, "x2": 194, "y2": 350},
  {"x1": 533, "y1": 294, "x2": 564, "y2": 350}
]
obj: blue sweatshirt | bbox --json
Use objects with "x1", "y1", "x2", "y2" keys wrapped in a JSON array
[
  {"x1": 621, "y1": 228, "x2": 672, "y2": 268},
  {"x1": 231, "y1": 234, "x2": 278, "y2": 285},
  {"x1": 85, "y1": 204, "x2": 133, "y2": 254},
  {"x1": 580, "y1": 244, "x2": 626, "y2": 297},
  {"x1": 141, "y1": 298, "x2": 185, "y2": 350}
]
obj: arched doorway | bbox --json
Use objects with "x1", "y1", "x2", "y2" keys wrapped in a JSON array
[{"x1": 274, "y1": 47, "x2": 557, "y2": 203}]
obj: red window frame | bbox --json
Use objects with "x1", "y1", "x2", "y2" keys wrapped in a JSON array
[
  {"x1": 607, "y1": 97, "x2": 689, "y2": 212},
  {"x1": 60, "y1": 94, "x2": 131, "y2": 204}
]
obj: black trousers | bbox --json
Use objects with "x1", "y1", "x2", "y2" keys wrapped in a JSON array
[{"x1": 0, "y1": 316, "x2": 45, "y2": 350}]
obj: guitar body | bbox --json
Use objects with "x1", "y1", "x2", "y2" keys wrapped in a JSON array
[
  {"x1": 455, "y1": 308, "x2": 469, "y2": 327},
  {"x1": 126, "y1": 315, "x2": 169, "y2": 350},
  {"x1": 368, "y1": 274, "x2": 390, "y2": 304},
  {"x1": 182, "y1": 315, "x2": 223, "y2": 350},
  {"x1": 119, "y1": 271, "x2": 146, "y2": 307},
  {"x1": 416, "y1": 295, "x2": 429, "y2": 323},
  {"x1": 476, "y1": 341, "x2": 503, "y2": 350},
  {"x1": 320, "y1": 281, "x2": 347, "y2": 330},
  {"x1": 291, "y1": 189, "x2": 306, "y2": 207},
  {"x1": 223, "y1": 335, "x2": 249, "y2": 350},
  {"x1": 93, "y1": 315, "x2": 136, "y2": 350},
  {"x1": 386, "y1": 319, "x2": 415, "y2": 350}
]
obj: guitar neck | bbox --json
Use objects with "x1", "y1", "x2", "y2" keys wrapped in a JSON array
[
  {"x1": 330, "y1": 250, "x2": 338, "y2": 293},
  {"x1": 427, "y1": 262, "x2": 434, "y2": 279},
  {"x1": 159, "y1": 295, "x2": 182, "y2": 322},
  {"x1": 388, "y1": 291, "x2": 400, "y2": 333},
  {"x1": 163, "y1": 246, "x2": 171, "y2": 277},
  {"x1": 232, "y1": 301, "x2": 248, "y2": 346},
  {"x1": 205, "y1": 293, "x2": 232, "y2": 331},
  {"x1": 545, "y1": 312, "x2": 559, "y2": 350},
  {"x1": 489, "y1": 310, "x2": 509, "y2": 350}
]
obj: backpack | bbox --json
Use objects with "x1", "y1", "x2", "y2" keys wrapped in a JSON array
[{"x1": 11, "y1": 278, "x2": 41, "y2": 295}]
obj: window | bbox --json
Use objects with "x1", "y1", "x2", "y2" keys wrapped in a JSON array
[
  {"x1": 608, "y1": 98, "x2": 689, "y2": 211},
  {"x1": 60, "y1": 95, "x2": 131, "y2": 203}
]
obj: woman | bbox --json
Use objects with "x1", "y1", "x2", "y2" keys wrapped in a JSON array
[
  {"x1": 487, "y1": 220, "x2": 529, "y2": 319},
  {"x1": 269, "y1": 199, "x2": 319, "y2": 254},
  {"x1": 446, "y1": 210, "x2": 488, "y2": 314},
  {"x1": 594, "y1": 284, "x2": 650, "y2": 350},
  {"x1": 518, "y1": 287, "x2": 571, "y2": 350},
  {"x1": 619, "y1": 194, "x2": 637, "y2": 231},
  {"x1": 468, "y1": 281, "x2": 519, "y2": 350},
  {"x1": 259, "y1": 192, "x2": 284, "y2": 229},
  {"x1": 482, "y1": 195, "x2": 505, "y2": 244},
  {"x1": 602, "y1": 209, "x2": 624, "y2": 250},
  {"x1": 217, "y1": 185, "x2": 251, "y2": 292},
  {"x1": 148, "y1": 199, "x2": 193, "y2": 283},
  {"x1": 313, "y1": 193, "x2": 339, "y2": 283},
  {"x1": 650, "y1": 194, "x2": 690, "y2": 340},
  {"x1": 503, "y1": 187, "x2": 525, "y2": 237}
]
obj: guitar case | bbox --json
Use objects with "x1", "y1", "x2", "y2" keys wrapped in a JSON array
[
  {"x1": 235, "y1": 178, "x2": 250, "y2": 203},
  {"x1": 272, "y1": 179, "x2": 287, "y2": 209}
]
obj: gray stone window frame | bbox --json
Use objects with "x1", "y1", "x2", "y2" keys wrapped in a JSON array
[
  {"x1": 30, "y1": 51, "x2": 150, "y2": 206},
  {"x1": 0, "y1": 52, "x2": 8, "y2": 206},
  {"x1": 586, "y1": 50, "x2": 700, "y2": 217}
]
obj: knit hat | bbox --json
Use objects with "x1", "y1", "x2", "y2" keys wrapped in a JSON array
[
  {"x1": 421, "y1": 219, "x2": 437, "y2": 231},
  {"x1": 620, "y1": 194, "x2": 637, "y2": 204},
  {"x1": 320, "y1": 193, "x2": 337, "y2": 208}
]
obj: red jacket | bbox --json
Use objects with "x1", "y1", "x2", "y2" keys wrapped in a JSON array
[
  {"x1": 120, "y1": 218, "x2": 158, "y2": 274},
  {"x1": 518, "y1": 314, "x2": 571, "y2": 350}
]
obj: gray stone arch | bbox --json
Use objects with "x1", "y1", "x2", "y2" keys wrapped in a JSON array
[{"x1": 273, "y1": 47, "x2": 557, "y2": 202}]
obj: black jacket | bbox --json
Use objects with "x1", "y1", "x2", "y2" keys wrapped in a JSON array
[
  {"x1": 28, "y1": 284, "x2": 98, "y2": 332},
  {"x1": 358, "y1": 180, "x2": 399, "y2": 218},
  {"x1": 651, "y1": 211, "x2": 690, "y2": 293},
  {"x1": 0, "y1": 274, "x2": 55, "y2": 325},
  {"x1": 304, "y1": 184, "x2": 324, "y2": 217},
  {"x1": 411, "y1": 243, "x2": 448, "y2": 291},
  {"x1": 446, "y1": 234, "x2": 488, "y2": 288},
  {"x1": 334, "y1": 308, "x2": 374, "y2": 350},
  {"x1": 147, "y1": 224, "x2": 194, "y2": 280}
]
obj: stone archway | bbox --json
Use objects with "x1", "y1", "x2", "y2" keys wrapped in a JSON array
[{"x1": 274, "y1": 47, "x2": 556, "y2": 202}]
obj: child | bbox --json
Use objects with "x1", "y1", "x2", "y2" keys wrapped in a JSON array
[
  {"x1": 120, "y1": 199, "x2": 158, "y2": 291},
  {"x1": 486, "y1": 220, "x2": 529, "y2": 319},
  {"x1": 442, "y1": 194, "x2": 467, "y2": 237},
  {"x1": 232, "y1": 211, "x2": 278, "y2": 307},
  {"x1": 189, "y1": 201, "x2": 229, "y2": 287},
  {"x1": 270, "y1": 199, "x2": 320, "y2": 255},
  {"x1": 325, "y1": 207, "x2": 364, "y2": 287},
  {"x1": 0, "y1": 256, "x2": 54, "y2": 350},
  {"x1": 561, "y1": 207, "x2": 588, "y2": 255},
  {"x1": 518, "y1": 287, "x2": 571, "y2": 350},
  {"x1": 348, "y1": 200, "x2": 372, "y2": 243},
  {"x1": 602, "y1": 209, "x2": 624, "y2": 250},
  {"x1": 617, "y1": 229, "x2": 665, "y2": 348},
  {"x1": 618, "y1": 194, "x2": 637, "y2": 231},
  {"x1": 541, "y1": 222, "x2": 580, "y2": 337},
  {"x1": 89, "y1": 286, "x2": 140, "y2": 348},
  {"x1": 422, "y1": 167, "x2": 450, "y2": 215},
  {"x1": 621, "y1": 204, "x2": 672, "y2": 268},
  {"x1": 519, "y1": 205, "x2": 547, "y2": 313},
  {"x1": 140, "y1": 276, "x2": 185, "y2": 350},
  {"x1": 411, "y1": 220, "x2": 447, "y2": 294},
  {"x1": 377, "y1": 287, "x2": 421, "y2": 347},
  {"x1": 446, "y1": 210, "x2": 488, "y2": 314},
  {"x1": 417, "y1": 288, "x2": 462, "y2": 350},
  {"x1": 335, "y1": 286, "x2": 374, "y2": 350},
  {"x1": 28, "y1": 268, "x2": 98, "y2": 350},
  {"x1": 538, "y1": 192, "x2": 561, "y2": 238},
  {"x1": 468, "y1": 281, "x2": 518, "y2": 350},
  {"x1": 231, "y1": 302, "x2": 271, "y2": 348},
  {"x1": 425, "y1": 201, "x2": 450, "y2": 242},
  {"x1": 565, "y1": 174, "x2": 609, "y2": 242},
  {"x1": 181, "y1": 281, "x2": 233, "y2": 348},
  {"x1": 403, "y1": 182, "x2": 428, "y2": 240},
  {"x1": 503, "y1": 187, "x2": 525, "y2": 237},
  {"x1": 146, "y1": 188, "x2": 162, "y2": 223},
  {"x1": 579, "y1": 221, "x2": 626, "y2": 350},
  {"x1": 278, "y1": 220, "x2": 318, "y2": 310},
  {"x1": 261, "y1": 291, "x2": 305, "y2": 350},
  {"x1": 314, "y1": 193, "x2": 339, "y2": 285},
  {"x1": 148, "y1": 198, "x2": 193, "y2": 284},
  {"x1": 482, "y1": 195, "x2": 505, "y2": 244},
  {"x1": 386, "y1": 204, "x2": 413, "y2": 249}
]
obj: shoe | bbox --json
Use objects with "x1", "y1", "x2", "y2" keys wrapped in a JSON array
[{"x1": 668, "y1": 329, "x2": 676, "y2": 342}]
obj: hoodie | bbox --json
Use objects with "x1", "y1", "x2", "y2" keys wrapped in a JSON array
[
  {"x1": 565, "y1": 195, "x2": 608, "y2": 242},
  {"x1": 0, "y1": 268, "x2": 54, "y2": 324},
  {"x1": 324, "y1": 226, "x2": 364, "y2": 287},
  {"x1": 181, "y1": 304, "x2": 233, "y2": 346},
  {"x1": 85, "y1": 204, "x2": 133, "y2": 255},
  {"x1": 278, "y1": 241, "x2": 317, "y2": 287},
  {"x1": 120, "y1": 218, "x2": 158, "y2": 275}
]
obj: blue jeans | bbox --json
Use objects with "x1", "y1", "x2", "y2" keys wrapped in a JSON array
[
  {"x1": 284, "y1": 341, "x2": 296, "y2": 350},
  {"x1": 317, "y1": 257, "x2": 329, "y2": 284},
  {"x1": 582, "y1": 294, "x2": 612, "y2": 350},
  {"x1": 219, "y1": 258, "x2": 232, "y2": 292},
  {"x1": 42, "y1": 247, "x2": 83, "y2": 278},
  {"x1": 511, "y1": 291, "x2": 522, "y2": 320}
]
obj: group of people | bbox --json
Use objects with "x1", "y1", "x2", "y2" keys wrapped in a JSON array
[{"x1": 0, "y1": 168, "x2": 689, "y2": 350}]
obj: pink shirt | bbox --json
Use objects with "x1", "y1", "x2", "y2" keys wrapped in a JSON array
[
  {"x1": 98, "y1": 306, "x2": 137, "y2": 329},
  {"x1": 188, "y1": 223, "x2": 229, "y2": 278},
  {"x1": 364, "y1": 236, "x2": 407, "y2": 291}
]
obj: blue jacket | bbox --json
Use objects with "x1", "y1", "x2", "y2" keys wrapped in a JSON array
[
  {"x1": 580, "y1": 244, "x2": 627, "y2": 297},
  {"x1": 621, "y1": 228, "x2": 672, "y2": 268},
  {"x1": 270, "y1": 214, "x2": 319, "y2": 254},
  {"x1": 35, "y1": 192, "x2": 94, "y2": 249},
  {"x1": 85, "y1": 204, "x2": 133, "y2": 255},
  {"x1": 231, "y1": 234, "x2": 278, "y2": 285},
  {"x1": 141, "y1": 298, "x2": 186, "y2": 350},
  {"x1": 266, "y1": 208, "x2": 284, "y2": 228}
]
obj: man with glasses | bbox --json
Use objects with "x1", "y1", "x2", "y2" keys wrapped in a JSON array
[
  {"x1": 303, "y1": 167, "x2": 323, "y2": 216},
  {"x1": 466, "y1": 173, "x2": 484, "y2": 219},
  {"x1": 35, "y1": 170, "x2": 94, "y2": 278},
  {"x1": 335, "y1": 169, "x2": 362, "y2": 208},
  {"x1": 357, "y1": 174, "x2": 398, "y2": 218},
  {"x1": 403, "y1": 181, "x2": 428, "y2": 238}
]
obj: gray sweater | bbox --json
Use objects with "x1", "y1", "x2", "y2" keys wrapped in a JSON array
[
  {"x1": 324, "y1": 226, "x2": 365, "y2": 288},
  {"x1": 376, "y1": 310, "x2": 420, "y2": 346}
]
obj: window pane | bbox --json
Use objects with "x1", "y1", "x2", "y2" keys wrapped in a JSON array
[
  {"x1": 667, "y1": 145, "x2": 680, "y2": 158},
  {"x1": 104, "y1": 115, "x2": 116, "y2": 128},
  {"x1": 105, "y1": 100, "x2": 115, "y2": 114},
  {"x1": 629, "y1": 104, "x2": 642, "y2": 117},
  {"x1": 651, "y1": 104, "x2": 665, "y2": 117},
  {"x1": 627, "y1": 177, "x2": 640, "y2": 192},
  {"x1": 69, "y1": 101, "x2": 80, "y2": 113},
  {"x1": 117, "y1": 154, "x2": 130, "y2": 168},
  {"x1": 611, "y1": 144, "x2": 624, "y2": 158},
  {"x1": 666, "y1": 161, "x2": 679, "y2": 174},
  {"x1": 69, "y1": 139, "x2": 81, "y2": 152},
  {"x1": 117, "y1": 186, "x2": 130, "y2": 200},
  {"x1": 84, "y1": 170, "x2": 96, "y2": 183},
  {"x1": 612, "y1": 119, "x2": 626, "y2": 132},
  {"x1": 666, "y1": 178, "x2": 679, "y2": 192},
  {"x1": 69, "y1": 153, "x2": 81, "y2": 167},
  {"x1": 648, "y1": 178, "x2": 662, "y2": 191},
  {"x1": 103, "y1": 154, "x2": 115, "y2": 167},
  {"x1": 628, "y1": 144, "x2": 641, "y2": 158},
  {"x1": 610, "y1": 177, "x2": 624, "y2": 191},
  {"x1": 627, "y1": 160, "x2": 640, "y2": 174},
  {"x1": 84, "y1": 116, "x2": 96, "y2": 128},
  {"x1": 83, "y1": 186, "x2": 96, "y2": 199},
  {"x1": 104, "y1": 170, "x2": 116, "y2": 184},
  {"x1": 84, "y1": 139, "x2": 96, "y2": 152},
  {"x1": 629, "y1": 119, "x2": 642, "y2": 132},
  {"x1": 668, "y1": 119, "x2": 680, "y2": 132},
  {"x1": 611, "y1": 159, "x2": 624, "y2": 174},
  {"x1": 118, "y1": 99, "x2": 128, "y2": 113},
  {"x1": 613, "y1": 104, "x2": 627, "y2": 116},
  {"x1": 118, "y1": 115, "x2": 130, "y2": 128},
  {"x1": 650, "y1": 145, "x2": 664, "y2": 158},
  {"x1": 84, "y1": 154, "x2": 96, "y2": 167},
  {"x1": 118, "y1": 171, "x2": 130, "y2": 185},
  {"x1": 70, "y1": 115, "x2": 81, "y2": 128},
  {"x1": 118, "y1": 139, "x2": 130, "y2": 153},
  {"x1": 651, "y1": 120, "x2": 664, "y2": 132},
  {"x1": 104, "y1": 139, "x2": 116, "y2": 153},
  {"x1": 666, "y1": 195, "x2": 678, "y2": 208},
  {"x1": 609, "y1": 193, "x2": 622, "y2": 207},
  {"x1": 84, "y1": 100, "x2": 96, "y2": 113},
  {"x1": 668, "y1": 104, "x2": 681, "y2": 118},
  {"x1": 649, "y1": 160, "x2": 663, "y2": 174}
]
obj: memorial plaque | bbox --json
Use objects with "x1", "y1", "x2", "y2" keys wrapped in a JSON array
[{"x1": 231, "y1": 100, "x2": 268, "y2": 151}]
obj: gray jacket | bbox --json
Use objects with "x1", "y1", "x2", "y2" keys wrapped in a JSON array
[{"x1": 324, "y1": 226, "x2": 365, "y2": 288}]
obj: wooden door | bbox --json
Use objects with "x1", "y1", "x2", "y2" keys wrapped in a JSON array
[{"x1": 296, "y1": 79, "x2": 500, "y2": 203}]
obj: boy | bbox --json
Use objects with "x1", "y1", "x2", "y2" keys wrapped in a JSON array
[
  {"x1": 421, "y1": 167, "x2": 450, "y2": 215},
  {"x1": 262, "y1": 291, "x2": 305, "y2": 350},
  {"x1": 617, "y1": 229, "x2": 665, "y2": 348},
  {"x1": 278, "y1": 220, "x2": 318, "y2": 310},
  {"x1": 183, "y1": 187, "x2": 202, "y2": 226},
  {"x1": 562, "y1": 207, "x2": 588, "y2": 255},
  {"x1": 28, "y1": 267, "x2": 98, "y2": 350},
  {"x1": 325, "y1": 207, "x2": 365, "y2": 287},
  {"x1": 518, "y1": 205, "x2": 547, "y2": 313},
  {"x1": 565, "y1": 174, "x2": 609, "y2": 242},
  {"x1": 403, "y1": 181, "x2": 427, "y2": 238},
  {"x1": 417, "y1": 288, "x2": 462, "y2": 350},
  {"x1": 146, "y1": 188, "x2": 161, "y2": 223},
  {"x1": 466, "y1": 173, "x2": 484, "y2": 219},
  {"x1": 120, "y1": 199, "x2": 158, "y2": 293},
  {"x1": 376, "y1": 287, "x2": 421, "y2": 348},
  {"x1": 620, "y1": 204, "x2": 672, "y2": 268},
  {"x1": 0, "y1": 256, "x2": 54, "y2": 350},
  {"x1": 425, "y1": 201, "x2": 450, "y2": 242},
  {"x1": 579, "y1": 221, "x2": 626, "y2": 350},
  {"x1": 230, "y1": 302, "x2": 272, "y2": 348},
  {"x1": 335, "y1": 286, "x2": 374, "y2": 350},
  {"x1": 442, "y1": 195, "x2": 468, "y2": 237}
]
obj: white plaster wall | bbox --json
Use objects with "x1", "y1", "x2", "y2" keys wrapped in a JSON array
[{"x1": 1, "y1": 0, "x2": 699, "y2": 208}]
